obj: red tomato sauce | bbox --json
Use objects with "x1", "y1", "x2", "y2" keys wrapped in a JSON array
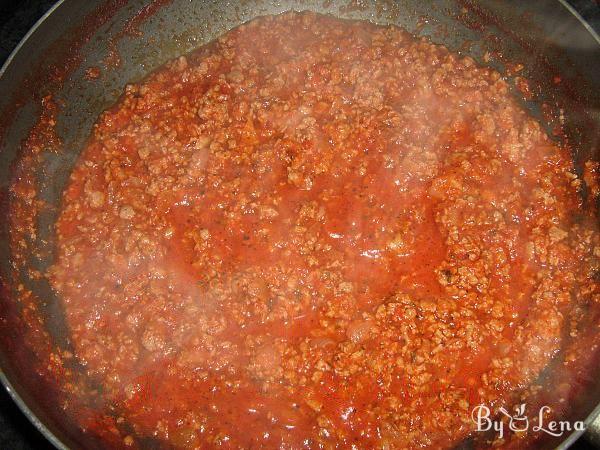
[{"x1": 45, "y1": 11, "x2": 599, "y2": 449}]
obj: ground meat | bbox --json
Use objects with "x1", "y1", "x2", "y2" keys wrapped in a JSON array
[{"x1": 46, "y1": 11, "x2": 599, "y2": 450}]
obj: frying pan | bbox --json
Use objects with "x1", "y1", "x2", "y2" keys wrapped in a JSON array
[{"x1": 0, "y1": 0, "x2": 598, "y2": 448}]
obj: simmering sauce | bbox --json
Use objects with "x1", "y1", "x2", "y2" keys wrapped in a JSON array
[{"x1": 47, "y1": 12, "x2": 599, "y2": 449}]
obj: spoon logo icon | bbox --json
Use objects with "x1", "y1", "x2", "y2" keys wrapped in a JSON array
[{"x1": 498, "y1": 403, "x2": 529, "y2": 433}]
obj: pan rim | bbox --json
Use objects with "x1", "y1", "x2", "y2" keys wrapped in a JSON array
[
  {"x1": 557, "y1": 0, "x2": 600, "y2": 46},
  {"x1": 0, "y1": 0, "x2": 66, "y2": 80},
  {"x1": 0, "y1": 3, "x2": 69, "y2": 449}
]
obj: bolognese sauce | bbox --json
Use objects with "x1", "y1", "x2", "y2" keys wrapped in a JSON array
[{"x1": 47, "y1": 11, "x2": 599, "y2": 449}]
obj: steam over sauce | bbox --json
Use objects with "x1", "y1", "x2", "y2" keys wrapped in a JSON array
[{"x1": 49, "y1": 12, "x2": 599, "y2": 449}]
